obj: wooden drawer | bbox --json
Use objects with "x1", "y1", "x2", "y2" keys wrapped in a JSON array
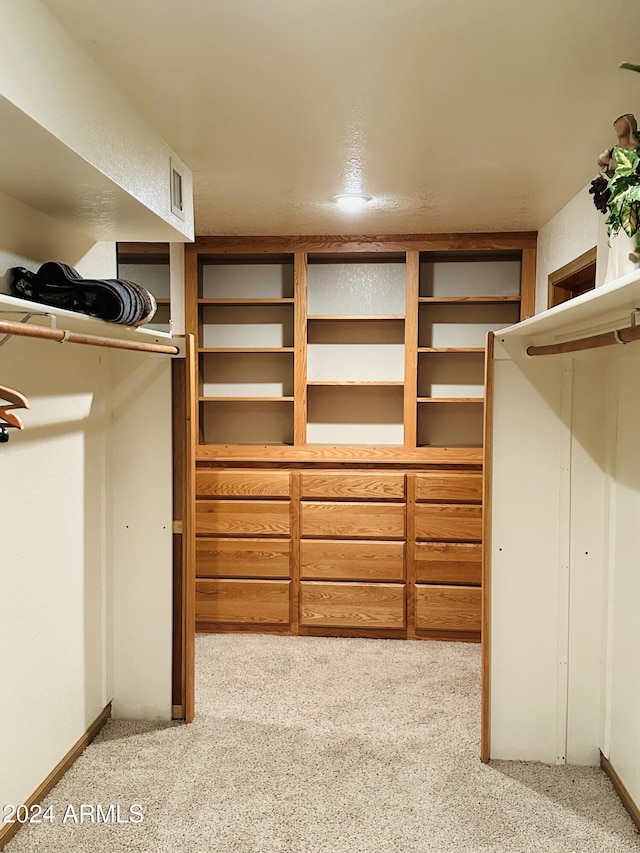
[
  {"x1": 196, "y1": 579, "x2": 291, "y2": 624},
  {"x1": 196, "y1": 469, "x2": 290, "y2": 498},
  {"x1": 301, "y1": 540, "x2": 404, "y2": 582},
  {"x1": 301, "y1": 502, "x2": 405, "y2": 539},
  {"x1": 415, "y1": 542, "x2": 482, "y2": 585},
  {"x1": 414, "y1": 504, "x2": 482, "y2": 541},
  {"x1": 196, "y1": 500, "x2": 290, "y2": 536},
  {"x1": 196, "y1": 538, "x2": 291, "y2": 578},
  {"x1": 300, "y1": 582, "x2": 405, "y2": 629},
  {"x1": 301, "y1": 472, "x2": 405, "y2": 501},
  {"x1": 415, "y1": 471, "x2": 482, "y2": 503},
  {"x1": 415, "y1": 584, "x2": 481, "y2": 633}
]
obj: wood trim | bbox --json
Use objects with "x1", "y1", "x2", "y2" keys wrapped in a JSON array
[
  {"x1": 547, "y1": 246, "x2": 597, "y2": 305},
  {"x1": 184, "y1": 334, "x2": 197, "y2": 723},
  {"x1": 520, "y1": 246, "x2": 537, "y2": 320},
  {"x1": 185, "y1": 245, "x2": 199, "y2": 338},
  {"x1": 192, "y1": 233, "x2": 538, "y2": 254},
  {"x1": 172, "y1": 704, "x2": 184, "y2": 720},
  {"x1": 404, "y1": 250, "x2": 419, "y2": 447},
  {"x1": 172, "y1": 359, "x2": 186, "y2": 711},
  {"x1": 0, "y1": 704, "x2": 111, "y2": 851},
  {"x1": 481, "y1": 331, "x2": 495, "y2": 763},
  {"x1": 196, "y1": 445, "x2": 484, "y2": 464},
  {"x1": 406, "y1": 473, "x2": 417, "y2": 639},
  {"x1": 117, "y1": 241, "x2": 169, "y2": 257},
  {"x1": 290, "y1": 472, "x2": 301, "y2": 632},
  {"x1": 600, "y1": 752, "x2": 640, "y2": 831},
  {"x1": 0, "y1": 319, "x2": 179, "y2": 355},
  {"x1": 294, "y1": 251, "x2": 308, "y2": 445}
]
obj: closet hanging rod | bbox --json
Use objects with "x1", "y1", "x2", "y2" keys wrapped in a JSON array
[
  {"x1": 0, "y1": 319, "x2": 179, "y2": 356},
  {"x1": 526, "y1": 314, "x2": 640, "y2": 357}
]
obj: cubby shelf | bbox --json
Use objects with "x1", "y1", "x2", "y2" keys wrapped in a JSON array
[
  {"x1": 307, "y1": 315, "x2": 405, "y2": 321},
  {"x1": 198, "y1": 347, "x2": 294, "y2": 353},
  {"x1": 417, "y1": 397, "x2": 484, "y2": 403},
  {"x1": 418, "y1": 296, "x2": 521, "y2": 304},
  {"x1": 418, "y1": 347, "x2": 485, "y2": 353},
  {"x1": 197, "y1": 298, "x2": 295, "y2": 305},
  {"x1": 199, "y1": 396, "x2": 294, "y2": 402},
  {"x1": 308, "y1": 380, "x2": 404, "y2": 386}
]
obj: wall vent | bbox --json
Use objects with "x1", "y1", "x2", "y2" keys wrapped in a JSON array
[{"x1": 170, "y1": 158, "x2": 185, "y2": 220}]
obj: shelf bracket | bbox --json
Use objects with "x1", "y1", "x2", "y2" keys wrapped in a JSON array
[{"x1": 0, "y1": 311, "x2": 57, "y2": 348}]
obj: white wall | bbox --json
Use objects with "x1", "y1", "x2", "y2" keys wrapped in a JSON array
[
  {"x1": 534, "y1": 185, "x2": 602, "y2": 313},
  {"x1": 0, "y1": 205, "x2": 174, "y2": 811},
  {"x1": 0, "y1": 0, "x2": 193, "y2": 241}
]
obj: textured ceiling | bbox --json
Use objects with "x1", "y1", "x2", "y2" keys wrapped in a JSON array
[{"x1": 43, "y1": 0, "x2": 640, "y2": 235}]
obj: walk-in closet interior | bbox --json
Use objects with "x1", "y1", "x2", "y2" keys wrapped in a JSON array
[{"x1": 3, "y1": 1, "x2": 640, "y2": 848}]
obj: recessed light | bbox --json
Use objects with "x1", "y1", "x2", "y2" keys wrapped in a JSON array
[{"x1": 332, "y1": 193, "x2": 373, "y2": 210}]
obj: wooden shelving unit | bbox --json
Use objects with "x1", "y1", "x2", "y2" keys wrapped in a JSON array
[
  {"x1": 185, "y1": 234, "x2": 536, "y2": 642},
  {"x1": 117, "y1": 241, "x2": 172, "y2": 333}
]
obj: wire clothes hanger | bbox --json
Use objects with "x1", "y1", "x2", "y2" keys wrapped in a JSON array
[{"x1": 0, "y1": 384, "x2": 30, "y2": 443}]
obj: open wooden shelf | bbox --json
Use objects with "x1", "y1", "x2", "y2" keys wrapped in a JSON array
[
  {"x1": 198, "y1": 298, "x2": 295, "y2": 305},
  {"x1": 308, "y1": 380, "x2": 404, "y2": 387},
  {"x1": 198, "y1": 347, "x2": 294, "y2": 353},
  {"x1": 417, "y1": 397, "x2": 484, "y2": 403},
  {"x1": 199, "y1": 396, "x2": 294, "y2": 402},
  {"x1": 418, "y1": 347, "x2": 485, "y2": 353},
  {"x1": 418, "y1": 296, "x2": 521, "y2": 304},
  {"x1": 307, "y1": 315, "x2": 405, "y2": 321}
]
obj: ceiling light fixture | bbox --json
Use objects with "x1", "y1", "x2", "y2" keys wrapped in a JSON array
[{"x1": 332, "y1": 193, "x2": 373, "y2": 210}]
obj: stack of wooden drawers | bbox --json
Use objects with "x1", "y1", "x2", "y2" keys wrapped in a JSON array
[
  {"x1": 299, "y1": 472, "x2": 406, "y2": 634},
  {"x1": 412, "y1": 472, "x2": 483, "y2": 640},
  {"x1": 194, "y1": 467, "x2": 482, "y2": 641},
  {"x1": 195, "y1": 470, "x2": 293, "y2": 629}
]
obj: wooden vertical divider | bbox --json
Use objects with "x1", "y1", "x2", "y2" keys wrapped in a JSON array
[
  {"x1": 404, "y1": 251, "x2": 419, "y2": 448},
  {"x1": 171, "y1": 358, "x2": 186, "y2": 718},
  {"x1": 520, "y1": 245, "x2": 537, "y2": 320},
  {"x1": 290, "y1": 472, "x2": 301, "y2": 633},
  {"x1": 406, "y1": 473, "x2": 416, "y2": 638},
  {"x1": 294, "y1": 252, "x2": 308, "y2": 445},
  {"x1": 481, "y1": 331, "x2": 495, "y2": 761},
  {"x1": 184, "y1": 246, "x2": 202, "y2": 445}
]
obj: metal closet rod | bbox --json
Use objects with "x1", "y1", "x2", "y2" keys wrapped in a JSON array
[
  {"x1": 0, "y1": 318, "x2": 179, "y2": 355},
  {"x1": 527, "y1": 317, "x2": 640, "y2": 357}
]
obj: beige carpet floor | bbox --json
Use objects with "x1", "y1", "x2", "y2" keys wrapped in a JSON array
[{"x1": 6, "y1": 634, "x2": 640, "y2": 852}]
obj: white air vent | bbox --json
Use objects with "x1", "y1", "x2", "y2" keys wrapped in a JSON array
[{"x1": 170, "y1": 158, "x2": 185, "y2": 220}]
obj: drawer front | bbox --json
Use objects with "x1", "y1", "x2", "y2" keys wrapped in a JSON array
[
  {"x1": 196, "y1": 500, "x2": 290, "y2": 536},
  {"x1": 415, "y1": 472, "x2": 483, "y2": 503},
  {"x1": 301, "y1": 502, "x2": 405, "y2": 539},
  {"x1": 415, "y1": 542, "x2": 482, "y2": 585},
  {"x1": 196, "y1": 538, "x2": 291, "y2": 578},
  {"x1": 415, "y1": 504, "x2": 482, "y2": 541},
  {"x1": 300, "y1": 582, "x2": 405, "y2": 629},
  {"x1": 301, "y1": 472, "x2": 405, "y2": 501},
  {"x1": 415, "y1": 584, "x2": 481, "y2": 633},
  {"x1": 196, "y1": 579, "x2": 291, "y2": 624},
  {"x1": 196, "y1": 470, "x2": 290, "y2": 499},
  {"x1": 301, "y1": 540, "x2": 405, "y2": 582}
]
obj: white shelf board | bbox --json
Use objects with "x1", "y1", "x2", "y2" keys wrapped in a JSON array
[
  {"x1": 0, "y1": 94, "x2": 189, "y2": 242},
  {"x1": 0, "y1": 292, "x2": 176, "y2": 345},
  {"x1": 497, "y1": 269, "x2": 640, "y2": 349}
]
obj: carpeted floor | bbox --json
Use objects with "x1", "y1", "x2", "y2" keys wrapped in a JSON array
[{"x1": 5, "y1": 634, "x2": 640, "y2": 852}]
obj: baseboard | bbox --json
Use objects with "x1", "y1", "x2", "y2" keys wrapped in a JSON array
[
  {"x1": 601, "y1": 751, "x2": 640, "y2": 832},
  {"x1": 0, "y1": 703, "x2": 111, "y2": 851},
  {"x1": 171, "y1": 704, "x2": 184, "y2": 720}
]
